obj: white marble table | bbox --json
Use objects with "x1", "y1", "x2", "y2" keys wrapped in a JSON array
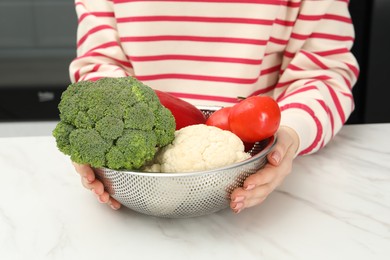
[{"x1": 0, "y1": 123, "x2": 389, "y2": 260}]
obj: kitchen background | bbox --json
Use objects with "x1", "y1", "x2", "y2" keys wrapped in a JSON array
[{"x1": 0, "y1": 0, "x2": 388, "y2": 123}]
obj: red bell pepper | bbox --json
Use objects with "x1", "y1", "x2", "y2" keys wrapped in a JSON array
[{"x1": 155, "y1": 90, "x2": 206, "y2": 130}]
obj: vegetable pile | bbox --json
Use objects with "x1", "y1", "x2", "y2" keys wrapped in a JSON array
[
  {"x1": 53, "y1": 77, "x2": 176, "y2": 170},
  {"x1": 53, "y1": 76, "x2": 281, "y2": 173}
]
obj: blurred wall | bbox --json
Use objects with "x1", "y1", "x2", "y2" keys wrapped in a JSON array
[
  {"x1": 0, "y1": 0, "x2": 76, "y2": 120},
  {"x1": 0, "y1": 0, "x2": 77, "y2": 87},
  {"x1": 363, "y1": 0, "x2": 390, "y2": 123}
]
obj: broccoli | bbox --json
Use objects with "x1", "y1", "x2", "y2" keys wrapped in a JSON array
[{"x1": 52, "y1": 77, "x2": 176, "y2": 170}]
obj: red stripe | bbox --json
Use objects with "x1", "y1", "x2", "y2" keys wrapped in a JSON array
[
  {"x1": 277, "y1": 83, "x2": 348, "y2": 136},
  {"x1": 274, "y1": 19, "x2": 295, "y2": 27},
  {"x1": 341, "y1": 90, "x2": 353, "y2": 101},
  {"x1": 342, "y1": 76, "x2": 352, "y2": 90},
  {"x1": 79, "y1": 12, "x2": 115, "y2": 23},
  {"x1": 287, "y1": 1, "x2": 301, "y2": 7},
  {"x1": 298, "y1": 14, "x2": 323, "y2": 21},
  {"x1": 323, "y1": 14, "x2": 352, "y2": 24},
  {"x1": 301, "y1": 50, "x2": 359, "y2": 80},
  {"x1": 269, "y1": 37, "x2": 288, "y2": 45},
  {"x1": 285, "y1": 48, "x2": 350, "y2": 59},
  {"x1": 313, "y1": 48, "x2": 349, "y2": 57},
  {"x1": 91, "y1": 12, "x2": 115, "y2": 18},
  {"x1": 277, "y1": 85, "x2": 317, "y2": 102},
  {"x1": 77, "y1": 25, "x2": 114, "y2": 47},
  {"x1": 117, "y1": 15, "x2": 274, "y2": 25},
  {"x1": 286, "y1": 50, "x2": 358, "y2": 84},
  {"x1": 286, "y1": 64, "x2": 303, "y2": 71},
  {"x1": 83, "y1": 76, "x2": 104, "y2": 82},
  {"x1": 75, "y1": 52, "x2": 133, "y2": 68},
  {"x1": 346, "y1": 63, "x2": 360, "y2": 79},
  {"x1": 261, "y1": 64, "x2": 281, "y2": 75},
  {"x1": 128, "y1": 54, "x2": 262, "y2": 65},
  {"x1": 324, "y1": 83, "x2": 346, "y2": 123},
  {"x1": 75, "y1": 1, "x2": 84, "y2": 7},
  {"x1": 167, "y1": 92, "x2": 240, "y2": 104},
  {"x1": 74, "y1": 70, "x2": 81, "y2": 82},
  {"x1": 280, "y1": 103, "x2": 323, "y2": 155},
  {"x1": 79, "y1": 13, "x2": 90, "y2": 23},
  {"x1": 137, "y1": 73, "x2": 258, "y2": 84},
  {"x1": 277, "y1": 64, "x2": 351, "y2": 124},
  {"x1": 301, "y1": 50, "x2": 329, "y2": 70},
  {"x1": 120, "y1": 35, "x2": 268, "y2": 45},
  {"x1": 311, "y1": 33, "x2": 355, "y2": 42},
  {"x1": 317, "y1": 99, "x2": 334, "y2": 139},
  {"x1": 276, "y1": 75, "x2": 332, "y2": 88},
  {"x1": 275, "y1": 78, "x2": 321, "y2": 101},
  {"x1": 284, "y1": 51, "x2": 295, "y2": 59},
  {"x1": 250, "y1": 85, "x2": 275, "y2": 96},
  {"x1": 299, "y1": 14, "x2": 352, "y2": 24},
  {"x1": 291, "y1": 32, "x2": 354, "y2": 42},
  {"x1": 92, "y1": 64, "x2": 102, "y2": 73},
  {"x1": 78, "y1": 41, "x2": 120, "y2": 52},
  {"x1": 114, "y1": 0, "x2": 288, "y2": 5}
]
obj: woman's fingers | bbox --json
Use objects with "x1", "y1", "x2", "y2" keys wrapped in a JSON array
[
  {"x1": 73, "y1": 162, "x2": 95, "y2": 183},
  {"x1": 80, "y1": 175, "x2": 105, "y2": 194},
  {"x1": 109, "y1": 197, "x2": 122, "y2": 210},
  {"x1": 229, "y1": 127, "x2": 299, "y2": 213},
  {"x1": 230, "y1": 181, "x2": 277, "y2": 213},
  {"x1": 73, "y1": 161, "x2": 121, "y2": 210},
  {"x1": 267, "y1": 126, "x2": 300, "y2": 166},
  {"x1": 230, "y1": 163, "x2": 292, "y2": 213},
  {"x1": 242, "y1": 164, "x2": 277, "y2": 189}
]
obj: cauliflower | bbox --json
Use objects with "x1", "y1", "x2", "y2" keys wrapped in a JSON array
[{"x1": 144, "y1": 124, "x2": 251, "y2": 173}]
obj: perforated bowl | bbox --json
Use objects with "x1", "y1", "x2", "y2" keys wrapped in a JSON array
[{"x1": 94, "y1": 106, "x2": 276, "y2": 218}]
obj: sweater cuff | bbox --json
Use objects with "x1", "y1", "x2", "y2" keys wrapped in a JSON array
[{"x1": 279, "y1": 108, "x2": 318, "y2": 156}]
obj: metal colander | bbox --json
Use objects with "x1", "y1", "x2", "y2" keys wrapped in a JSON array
[{"x1": 94, "y1": 106, "x2": 276, "y2": 218}]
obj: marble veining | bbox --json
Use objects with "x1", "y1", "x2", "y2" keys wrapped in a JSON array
[{"x1": 0, "y1": 124, "x2": 389, "y2": 260}]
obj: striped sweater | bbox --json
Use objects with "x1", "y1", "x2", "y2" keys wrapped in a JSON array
[{"x1": 69, "y1": 0, "x2": 359, "y2": 155}]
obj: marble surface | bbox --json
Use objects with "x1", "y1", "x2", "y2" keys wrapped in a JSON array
[
  {"x1": 0, "y1": 121, "x2": 57, "y2": 137},
  {"x1": 0, "y1": 123, "x2": 389, "y2": 260}
]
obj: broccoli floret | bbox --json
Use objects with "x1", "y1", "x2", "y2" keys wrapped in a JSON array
[
  {"x1": 123, "y1": 102, "x2": 155, "y2": 130},
  {"x1": 52, "y1": 121, "x2": 75, "y2": 155},
  {"x1": 52, "y1": 76, "x2": 176, "y2": 170},
  {"x1": 154, "y1": 106, "x2": 176, "y2": 146},
  {"x1": 95, "y1": 115, "x2": 124, "y2": 140},
  {"x1": 112, "y1": 130, "x2": 158, "y2": 169},
  {"x1": 69, "y1": 129, "x2": 111, "y2": 167}
]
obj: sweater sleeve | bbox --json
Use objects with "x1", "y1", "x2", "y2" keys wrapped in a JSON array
[
  {"x1": 274, "y1": 0, "x2": 359, "y2": 155},
  {"x1": 69, "y1": 0, "x2": 133, "y2": 82}
]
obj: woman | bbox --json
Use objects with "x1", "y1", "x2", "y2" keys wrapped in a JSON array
[{"x1": 70, "y1": 0, "x2": 358, "y2": 213}]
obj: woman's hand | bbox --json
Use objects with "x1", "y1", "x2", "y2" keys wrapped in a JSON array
[
  {"x1": 230, "y1": 126, "x2": 300, "y2": 213},
  {"x1": 72, "y1": 162, "x2": 122, "y2": 210}
]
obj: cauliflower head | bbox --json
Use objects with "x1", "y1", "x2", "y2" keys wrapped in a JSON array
[
  {"x1": 52, "y1": 77, "x2": 175, "y2": 170},
  {"x1": 145, "y1": 124, "x2": 251, "y2": 173}
]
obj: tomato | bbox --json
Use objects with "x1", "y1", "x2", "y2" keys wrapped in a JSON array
[
  {"x1": 228, "y1": 96, "x2": 281, "y2": 142},
  {"x1": 205, "y1": 107, "x2": 232, "y2": 131},
  {"x1": 154, "y1": 90, "x2": 206, "y2": 130}
]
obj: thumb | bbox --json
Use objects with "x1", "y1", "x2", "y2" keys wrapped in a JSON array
[
  {"x1": 267, "y1": 126, "x2": 299, "y2": 166},
  {"x1": 267, "y1": 146, "x2": 283, "y2": 166}
]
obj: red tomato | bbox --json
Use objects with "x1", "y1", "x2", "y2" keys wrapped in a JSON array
[
  {"x1": 228, "y1": 96, "x2": 281, "y2": 142},
  {"x1": 206, "y1": 107, "x2": 232, "y2": 131}
]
